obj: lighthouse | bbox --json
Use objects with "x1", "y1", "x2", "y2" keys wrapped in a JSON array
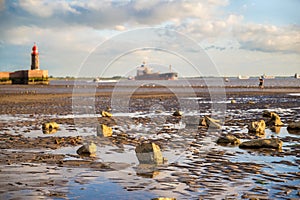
[
  {"x1": 0, "y1": 42, "x2": 48, "y2": 84},
  {"x1": 31, "y1": 43, "x2": 39, "y2": 70}
]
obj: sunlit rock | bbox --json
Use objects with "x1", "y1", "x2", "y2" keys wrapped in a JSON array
[
  {"x1": 248, "y1": 120, "x2": 265, "y2": 134},
  {"x1": 217, "y1": 135, "x2": 241, "y2": 145},
  {"x1": 77, "y1": 142, "x2": 97, "y2": 157},
  {"x1": 172, "y1": 110, "x2": 182, "y2": 117},
  {"x1": 135, "y1": 142, "x2": 163, "y2": 165},
  {"x1": 97, "y1": 124, "x2": 113, "y2": 137},
  {"x1": 239, "y1": 138, "x2": 283, "y2": 149},
  {"x1": 263, "y1": 111, "x2": 284, "y2": 126},
  {"x1": 42, "y1": 122, "x2": 59, "y2": 134},
  {"x1": 101, "y1": 110, "x2": 113, "y2": 117}
]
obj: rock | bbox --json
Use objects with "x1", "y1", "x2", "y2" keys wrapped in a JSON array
[
  {"x1": 97, "y1": 124, "x2": 113, "y2": 137},
  {"x1": 231, "y1": 99, "x2": 236, "y2": 104},
  {"x1": 200, "y1": 116, "x2": 221, "y2": 129},
  {"x1": 248, "y1": 120, "x2": 265, "y2": 133},
  {"x1": 239, "y1": 138, "x2": 283, "y2": 149},
  {"x1": 101, "y1": 110, "x2": 112, "y2": 117},
  {"x1": 42, "y1": 122, "x2": 59, "y2": 134},
  {"x1": 217, "y1": 135, "x2": 241, "y2": 145},
  {"x1": 172, "y1": 110, "x2": 182, "y2": 116},
  {"x1": 135, "y1": 142, "x2": 163, "y2": 165},
  {"x1": 42, "y1": 122, "x2": 59, "y2": 130},
  {"x1": 287, "y1": 121, "x2": 300, "y2": 134},
  {"x1": 248, "y1": 101, "x2": 255, "y2": 104},
  {"x1": 77, "y1": 142, "x2": 97, "y2": 157},
  {"x1": 263, "y1": 111, "x2": 284, "y2": 126},
  {"x1": 287, "y1": 121, "x2": 300, "y2": 130}
]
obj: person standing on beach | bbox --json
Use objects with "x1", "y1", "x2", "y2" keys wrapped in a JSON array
[{"x1": 259, "y1": 76, "x2": 264, "y2": 88}]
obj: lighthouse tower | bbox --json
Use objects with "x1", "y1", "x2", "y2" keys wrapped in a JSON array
[{"x1": 31, "y1": 43, "x2": 39, "y2": 70}]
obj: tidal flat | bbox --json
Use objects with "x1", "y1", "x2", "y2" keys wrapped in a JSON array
[{"x1": 0, "y1": 83, "x2": 299, "y2": 199}]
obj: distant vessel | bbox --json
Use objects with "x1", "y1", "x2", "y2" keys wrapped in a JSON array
[
  {"x1": 135, "y1": 62, "x2": 178, "y2": 80},
  {"x1": 93, "y1": 78, "x2": 117, "y2": 83},
  {"x1": 262, "y1": 74, "x2": 275, "y2": 79},
  {"x1": 295, "y1": 73, "x2": 300, "y2": 79},
  {"x1": 238, "y1": 75, "x2": 250, "y2": 80}
]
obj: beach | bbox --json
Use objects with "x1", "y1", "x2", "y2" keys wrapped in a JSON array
[{"x1": 0, "y1": 80, "x2": 300, "y2": 199}]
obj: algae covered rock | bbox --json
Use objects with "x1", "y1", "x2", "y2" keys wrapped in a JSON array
[
  {"x1": 135, "y1": 142, "x2": 163, "y2": 165},
  {"x1": 248, "y1": 120, "x2": 265, "y2": 133},
  {"x1": 287, "y1": 121, "x2": 300, "y2": 134},
  {"x1": 239, "y1": 138, "x2": 283, "y2": 149},
  {"x1": 77, "y1": 142, "x2": 97, "y2": 157},
  {"x1": 287, "y1": 121, "x2": 300, "y2": 130},
  {"x1": 200, "y1": 116, "x2": 222, "y2": 129},
  {"x1": 217, "y1": 135, "x2": 241, "y2": 145}
]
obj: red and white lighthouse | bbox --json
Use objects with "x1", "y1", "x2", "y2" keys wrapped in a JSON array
[{"x1": 31, "y1": 43, "x2": 39, "y2": 70}]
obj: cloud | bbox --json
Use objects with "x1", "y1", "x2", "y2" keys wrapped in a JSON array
[
  {"x1": 114, "y1": 25, "x2": 126, "y2": 31},
  {"x1": 18, "y1": 0, "x2": 79, "y2": 17},
  {"x1": 233, "y1": 24, "x2": 300, "y2": 53}
]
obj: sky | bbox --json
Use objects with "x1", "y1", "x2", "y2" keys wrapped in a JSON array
[{"x1": 0, "y1": 0, "x2": 299, "y2": 77}]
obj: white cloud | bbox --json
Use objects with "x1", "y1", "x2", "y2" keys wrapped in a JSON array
[
  {"x1": 233, "y1": 24, "x2": 300, "y2": 53},
  {"x1": 114, "y1": 25, "x2": 126, "y2": 31},
  {"x1": 18, "y1": 0, "x2": 79, "y2": 17}
]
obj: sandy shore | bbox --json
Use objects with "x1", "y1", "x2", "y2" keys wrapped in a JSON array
[{"x1": 0, "y1": 85, "x2": 300, "y2": 199}]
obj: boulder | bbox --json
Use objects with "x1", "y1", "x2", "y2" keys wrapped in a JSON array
[
  {"x1": 42, "y1": 122, "x2": 59, "y2": 134},
  {"x1": 101, "y1": 110, "x2": 113, "y2": 117},
  {"x1": 248, "y1": 101, "x2": 255, "y2": 104},
  {"x1": 200, "y1": 116, "x2": 221, "y2": 129},
  {"x1": 135, "y1": 142, "x2": 163, "y2": 165},
  {"x1": 97, "y1": 124, "x2": 113, "y2": 137},
  {"x1": 239, "y1": 138, "x2": 283, "y2": 149},
  {"x1": 287, "y1": 121, "x2": 300, "y2": 130},
  {"x1": 217, "y1": 135, "x2": 241, "y2": 145},
  {"x1": 42, "y1": 122, "x2": 59, "y2": 130},
  {"x1": 263, "y1": 111, "x2": 284, "y2": 126},
  {"x1": 248, "y1": 120, "x2": 265, "y2": 133},
  {"x1": 172, "y1": 110, "x2": 182, "y2": 117},
  {"x1": 77, "y1": 142, "x2": 97, "y2": 157},
  {"x1": 287, "y1": 121, "x2": 300, "y2": 134}
]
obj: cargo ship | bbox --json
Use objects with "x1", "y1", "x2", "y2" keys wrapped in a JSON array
[{"x1": 134, "y1": 62, "x2": 178, "y2": 80}]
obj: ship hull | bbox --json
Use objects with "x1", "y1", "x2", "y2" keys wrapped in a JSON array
[{"x1": 135, "y1": 72, "x2": 178, "y2": 80}]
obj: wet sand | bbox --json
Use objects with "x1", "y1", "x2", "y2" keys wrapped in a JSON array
[{"x1": 0, "y1": 84, "x2": 300, "y2": 199}]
